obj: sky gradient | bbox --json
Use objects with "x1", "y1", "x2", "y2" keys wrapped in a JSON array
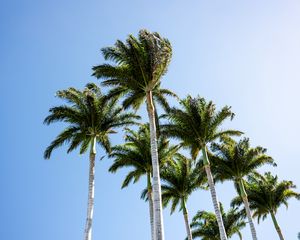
[{"x1": 1, "y1": 0, "x2": 300, "y2": 239}]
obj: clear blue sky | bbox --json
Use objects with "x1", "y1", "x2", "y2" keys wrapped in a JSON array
[{"x1": 1, "y1": 0, "x2": 300, "y2": 239}]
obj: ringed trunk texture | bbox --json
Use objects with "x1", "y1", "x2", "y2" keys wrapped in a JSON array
[
  {"x1": 202, "y1": 148, "x2": 228, "y2": 240},
  {"x1": 270, "y1": 211, "x2": 285, "y2": 240},
  {"x1": 147, "y1": 173, "x2": 155, "y2": 240},
  {"x1": 182, "y1": 199, "x2": 193, "y2": 240},
  {"x1": 146, "y1": 91, "x2": 165, "y2": 240},
  {"x1": 238, "y1": 181, "x2": 258, "y2": 240},
  {"x1": 84, "y1": 137, "x2": 96, "y2": 240}
]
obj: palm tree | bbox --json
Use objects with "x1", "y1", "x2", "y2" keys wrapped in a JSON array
[
  {"x1": 210, "y1": 137, "x2": 275, "y2": 240},
  {"x1": 92, "y1": 29, "x2": 176, "y2": 240},
  {"x1": 190, "y1": 203, "x2": 245, "y2": 240},
  {"x1": 163, "y1": 95, "x2": 242, "y2": 240},
  {"x1": 161, "y1": 154, "x2": 206, "y2": 240},
  {"x1": 43, "y1": 83, "x2": 139, "y2": 240},
  {"x1": 109, "y1": 124, "x2": 179, "y2": 240},
  {"x1": 231, "y1": 172, "x2": 300, "y2": 240}
]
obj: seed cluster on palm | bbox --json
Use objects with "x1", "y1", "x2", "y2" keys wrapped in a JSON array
[{"x1": 44, "y1": 30, "x2": 300, "y2": 240}]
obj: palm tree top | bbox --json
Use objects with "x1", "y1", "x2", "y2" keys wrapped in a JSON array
[
  {"x1": 92, "y1": 29, "x2": 177, "y2": 111},
  {"x1": 162, "y1": 95, "x2": 243, "y2": 159},
  {"x1": 44, "y1": 83, "x2": 140, "y2": 159},
  {"x1": 231, "y1": 172, "x2": 300, "y2": 223},
  {"x1": 210, "y1": 137, "x2": 275, "y2": 183},
  {"x1": 161, "y1": 153, "x2": 206, "y2": 214},
  {"x1": 190, "y1": 203, "x2": 245, "y2": 240},
  {"x1": 109, "y1": 124, "x2": 179, "y2": 189}
]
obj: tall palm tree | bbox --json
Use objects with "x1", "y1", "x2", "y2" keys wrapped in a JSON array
[
  {"x1": 163, "y1": 96, "x2": 243, "y2": 240},
  {"x1": 190, "y1": 203, "x2": 246, "y2": 240},
  {"x1": 161, "y1": 154, "x2": 206, "y2": 240},
  {"x1": 231, "y1": 172, "x2": 300, "y2": 240},
  {"x1": 210, "y1": 137, "x2": 275, "y2": 240},
  {"x1": 109, "y1": 124, "x2": 179, "y2": 240},
  {"x1": 92, "y1": 29, "x2": 176, "y2": 240},
  {"x1": 43, "y1": 83, "x2": 139, "y2": 240}
]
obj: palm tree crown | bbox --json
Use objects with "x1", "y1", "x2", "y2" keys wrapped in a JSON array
[
  {"x1": 232, "y1": 172, "x2": 300, "y2": 223},
  {"x1": 44, "y1": 83, "x2": 139, "y2": 158},
  {"x1": 210, "y1": 137, "x2": 275, "y2": 185},
  {"x1": 163, "y1": 96, "x2": 242, "y2": 159},
  {"x1": 190, "y1": 204, "x2": 246, "y2": 240},
  {"x1": 161, "y1": 154, "x2": 205, "y2": 214},
  {"x1": 109, "y1": 124, "x2": 179, "y2": 190},
  {"x1": 232, "y1": 172, "x2": 300, "y2": 240},
  {"x1": 92, "y1": 29, "x2": 176, "y2": 111}
]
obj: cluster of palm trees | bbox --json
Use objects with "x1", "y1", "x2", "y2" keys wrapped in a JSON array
[{"x1": 44, "y1": 30, "x2": 299, "y2": 240}]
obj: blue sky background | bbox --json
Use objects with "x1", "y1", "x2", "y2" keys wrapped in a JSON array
[{"x1": 1, "y1": 0, "x2": 300, "y2": 239}]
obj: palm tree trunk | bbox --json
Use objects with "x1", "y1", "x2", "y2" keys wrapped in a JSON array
[
  {"x1": 147, "y1": 173, "x2": 155, "y2": 240},
  {"x1": 84, "y1": 137, "x2": 96, "y2": 240},
  {"x1": 238, "y1": 180, "x2": 258, "y2": 240},
  {"x1": 202, "y1": 148, "x2": 228, "y2": 240},
  {"x1": 270, "y1": 211, "x2": 284, "y2": 240},
  {"x1": 182, "y1": 199, "x2": 193, "y2": 240},
  {"x1": 146, "y1": 91, "x2": 165, "y2": 240}
]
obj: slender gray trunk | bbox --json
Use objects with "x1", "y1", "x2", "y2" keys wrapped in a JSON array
[
  {"x1": 238, "y1": 180, "x2": 258, "y2": 240},
  {"x1": 147, "y1": 173, "x2": 155, "y2": 240},
  {"x1": 182, "y1": 199, "x2": 193, "y2": 240},
  {"x1": 270, "y1": 211, "x2": 284, "y2": 240},
  {"x1": 202, "y1": 148, "x2": 228, "y2": 240},
  {"x1": 84, "y1": 137, "x2": 96, "y2": 240},
  {"x1": 146, "y1": 91, "x2": 165, "y2": 240}
]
